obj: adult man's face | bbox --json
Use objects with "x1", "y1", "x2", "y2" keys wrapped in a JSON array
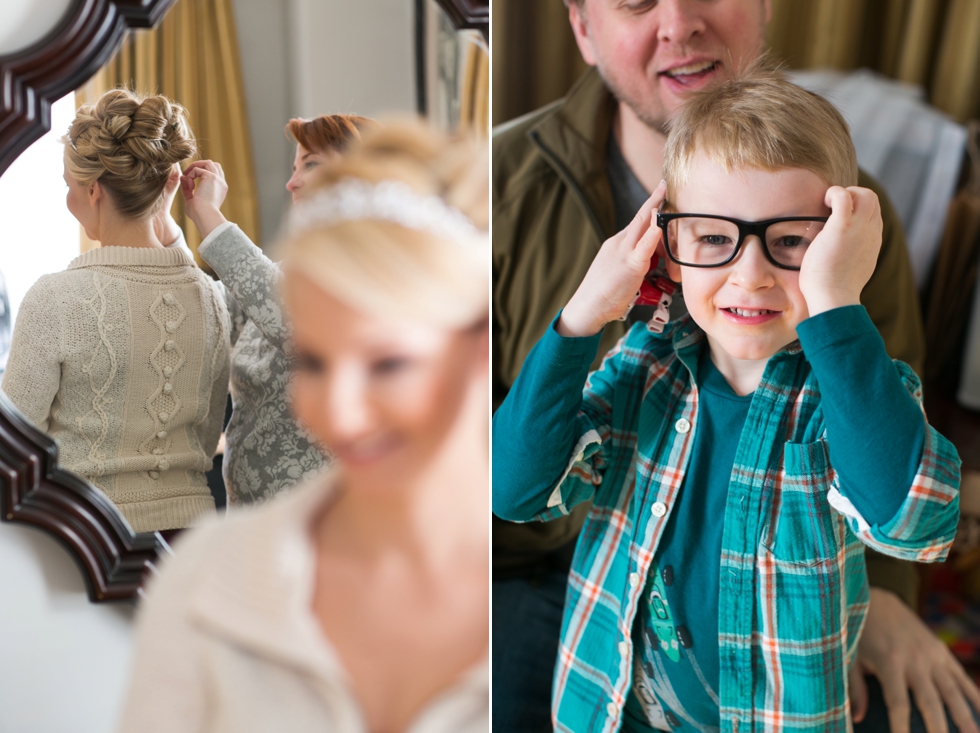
[{"x1": 569, "y1": 0, "x2": 771, "y2": 130}]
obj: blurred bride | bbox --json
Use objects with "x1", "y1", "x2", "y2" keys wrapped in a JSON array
[{"x1": 117, "y1": 120, "x2": 489, "y2": 733}]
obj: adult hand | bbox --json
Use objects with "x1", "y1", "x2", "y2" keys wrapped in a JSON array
[
  {"x1": 180, "y1": 160, "x2": 229, "y2": 239},
  {"x1": 852, "y1": 587, "x2": 980, "y2": 733},
  {"x1": 558, "y1": 181, "x2": 667, "y2": 338},
  {"x1": 799, "y1": 185, "x2": 882, "y2": 317}
]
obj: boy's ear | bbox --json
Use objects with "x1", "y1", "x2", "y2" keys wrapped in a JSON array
[{"x1": 660, "y1": 243, "x2": 682, "y2": 283}]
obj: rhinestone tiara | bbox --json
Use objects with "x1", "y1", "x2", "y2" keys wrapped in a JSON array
[{"x1": 287, "y1": 178, "x2": 484, "y2": 243}]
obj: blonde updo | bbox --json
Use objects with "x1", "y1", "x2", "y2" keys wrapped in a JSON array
[
  {"x1": 280, "y1": 119, "x2": 488, "y2": 329},
  {"x1": 64, "y1": 88, "x2": 196, "y2": 219}
]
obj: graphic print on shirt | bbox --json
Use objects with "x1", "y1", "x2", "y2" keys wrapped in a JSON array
[{"x1": 634, "y1": 639, "x2": 721, "y2": 733}]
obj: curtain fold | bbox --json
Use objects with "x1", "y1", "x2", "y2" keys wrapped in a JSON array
[
  {"x1": 76, "y1": 0, "x2": 260, "y2": 263},
  {"x1": 460, "y1": 40, "x2": 490, "y2": 137},
  {"x1": 494, "y1": 0, "x2": 980, "y2": 126}
]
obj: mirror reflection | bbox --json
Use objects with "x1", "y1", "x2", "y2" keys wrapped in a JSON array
[{"x1": 0, "y1": 0, "x2": 488, "y2": 538}]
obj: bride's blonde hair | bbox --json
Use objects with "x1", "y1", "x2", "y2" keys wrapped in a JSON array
[
  {"x1": 279, "y1": 119, "x2": 488, "y2": 329},
  {"x1": 63, "y1": 88, "x2": 196, "y2": 218}
]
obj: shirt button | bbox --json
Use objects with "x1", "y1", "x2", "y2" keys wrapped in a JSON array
[
  {"x1": 629, "y1": 572, "x2": 640, "y2": 588},
  {"x1": 618, "y1": 641, "x2": 629, "y2": 657},
  {"x1": 651, "y1": 502, "x2": 667, "y2": 518},
  {"x1": 606, "y1": 702, "x2": 617, "y2": 717},
  {"x1": 674, "y1": 418, "x2": 691, "y2": 434}
]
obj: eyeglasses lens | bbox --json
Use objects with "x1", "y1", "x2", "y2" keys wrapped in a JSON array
[{"x1": 666, "y1": 217, "x2": 825, "y2": 267}]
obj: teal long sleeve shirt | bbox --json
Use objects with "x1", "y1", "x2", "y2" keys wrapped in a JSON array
[{"x1": 492, "y1": 307, "x2": 960, "y2": 733}]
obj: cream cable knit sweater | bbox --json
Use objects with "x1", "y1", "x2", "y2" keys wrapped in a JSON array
[{"x1": 1, "y1": 246, "x2": 230, "y2": 533}]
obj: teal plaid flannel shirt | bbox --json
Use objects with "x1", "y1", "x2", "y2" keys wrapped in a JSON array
[{"x1": 495, "y1": 316, "x2": 960, "y2": 733}]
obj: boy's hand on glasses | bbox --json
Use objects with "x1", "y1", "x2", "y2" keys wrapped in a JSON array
[
  {"x1": 558, "y1": 181, "x2": 667, "y2": 338},
  {"x1": 799, "y1": 185, "x2": 883, "y2": 317}
]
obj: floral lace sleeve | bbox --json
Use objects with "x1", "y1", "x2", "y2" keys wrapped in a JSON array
[{"x1": 199, "y1": 225, "x2": 290, "y2": 354}]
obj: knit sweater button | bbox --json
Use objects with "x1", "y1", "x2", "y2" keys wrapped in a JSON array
[
  {"x1": 159, "y1": 412, "x2": 169, "y2": 422},
  {"x1": 164, "y1": 294, "x2": 175, "y2": 305},
  {"x1": 149, "y1": 471, "x2": 160, "y2": 479},
  {"x1": 165, "y1": 340, "x2": 175, "y2": 351},
  {"x1": 157, "y1": 431, "x2": 167, "y2": 439},
  {"x1": 163, "y1": 383, "x2": 173, "y2": 394},
  {"x1": 164, "y1": 367, "x2": 173, "y2": 377},
  {"x1": 166, "y1": 321, "x2": 177, "y2": 333},
  {"x1": 153, "y1": 448, "x2": 163, "y2": 455},
  {"x1": 158, "y1": 459, "x2": 170, "y2": 471}
]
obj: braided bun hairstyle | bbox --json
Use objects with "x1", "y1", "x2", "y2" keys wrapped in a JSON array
[{"x1": 64, "y1": 89, "x2": 196, "y2": 219}]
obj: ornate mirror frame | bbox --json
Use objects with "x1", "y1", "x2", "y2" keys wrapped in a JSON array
[
  {"x1": 434, "y1": 0, "x2": 488, "y2": 40},
  {"x1": 0, "y1": 0, "x2": 179, "y2": 603},
  {"x1": 0, "y1": 0, "x2": 487, "y2": 603}
]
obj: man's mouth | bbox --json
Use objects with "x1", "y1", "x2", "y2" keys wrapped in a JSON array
[{"x1": 660, "y1": 60, "x2": 720, "y2": 84}]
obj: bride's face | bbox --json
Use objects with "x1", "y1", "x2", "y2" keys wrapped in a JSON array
[{"x1": 285, "y1": 272, "x2": 485, "y2": 488}]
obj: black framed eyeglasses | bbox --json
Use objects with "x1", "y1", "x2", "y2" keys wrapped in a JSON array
[{"x1": 656, "y1": 212, "x2": 829, "y2": 270}]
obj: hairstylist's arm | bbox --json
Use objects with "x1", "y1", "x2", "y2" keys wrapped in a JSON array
[
  {"x1": 182, "y1": 160, "x2": 290, "y2": 351},
  {"x1": 851, "y1": 587, "x2": 980, "y2": 733},
  {"x1": 181, "y1": 160, "x2": 229, "y2": 239}
]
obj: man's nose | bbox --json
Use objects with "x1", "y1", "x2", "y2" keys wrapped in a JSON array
[{"x1": 657, "y1": 0, "x2": 708, "y2": 45}]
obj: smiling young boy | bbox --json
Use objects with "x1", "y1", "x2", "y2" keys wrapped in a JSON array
[{"x1": 492, "y1": 68, "x2": 961, "y2": 733}]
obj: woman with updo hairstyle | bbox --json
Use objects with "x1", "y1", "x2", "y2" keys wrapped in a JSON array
[
  {"x1": 118, "y1": 120, "x2": 489, "y2": 733},
  {"x1": 1, "y1": 89, "x2": 230, "y2": 535},
  {"x1": 157, "y1": 113, "x2": 374, "y2": 507}
]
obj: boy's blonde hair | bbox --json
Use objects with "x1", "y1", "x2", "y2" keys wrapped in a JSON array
[
  {"x1": 279, "y1": 119, "x2": 488, "y2": 329},
  {"x1": 663, "y1": 64, "x2": 858, "y2": 198}
]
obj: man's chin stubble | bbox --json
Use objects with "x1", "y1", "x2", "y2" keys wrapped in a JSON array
[{"x1": 596, "y1": 69, "x2": 671, "y2": 134}]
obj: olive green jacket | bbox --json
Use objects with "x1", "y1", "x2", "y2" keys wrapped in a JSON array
[{"x1": 492, "y1": 69, "x2": 927, "y2": 603}]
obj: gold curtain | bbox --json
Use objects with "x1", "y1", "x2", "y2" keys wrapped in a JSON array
[
  {"x1": 460, "y1": 40, "x2": 490, "y2": 137},
  {"x1": 493, "y1": 0, "x2": 980, "y2": 126},
  {"x1": 76, "y1": 0, "x2": 260, "y2": 262},
  {"x1": 492, "y1": 0, "x2": 587, "y2": 126},
  {"x1": 765, "y1": 0, "x2": 980, "y2": 123}
]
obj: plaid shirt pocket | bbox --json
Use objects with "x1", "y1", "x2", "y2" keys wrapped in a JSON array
[{"x1": 763, "y1": 440, "x2": 842, "y2": 566}]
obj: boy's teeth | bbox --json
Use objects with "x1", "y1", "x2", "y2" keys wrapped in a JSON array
[
  {"x1": 730, "y1": 308, "x2": 773, "y2": 317},
  {"x1": 665, "y1": 61, "x2": 716, "y2": 77}
]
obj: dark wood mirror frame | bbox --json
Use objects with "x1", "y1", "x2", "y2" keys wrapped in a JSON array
[
  {"x1": 0, "y1": 0, "x2": 179, "y2": 603},
  {"x1": 434, "y1": 0, "x2": 488, "y2": 40},
  {"x1": 0, "y1": 0, "x2": 487, "y2": 603}
]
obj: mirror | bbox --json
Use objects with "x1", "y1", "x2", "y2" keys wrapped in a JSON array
[{"x1": 0, "y1": 0, "x2": 487, "y2": 603}]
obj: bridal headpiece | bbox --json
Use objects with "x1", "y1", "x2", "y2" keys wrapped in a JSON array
[{"x1": 287, "y1": 178, "x2": 485, "y2": 244}]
